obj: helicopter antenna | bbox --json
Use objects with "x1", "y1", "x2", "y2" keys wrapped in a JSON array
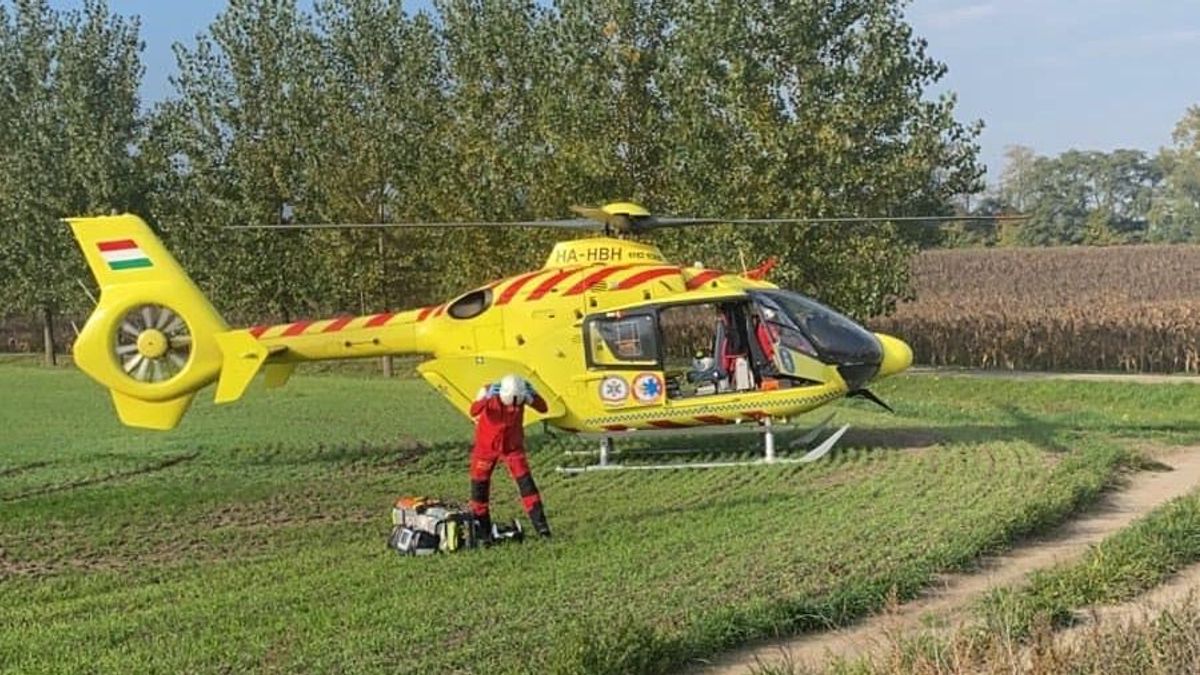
[{"x1": 76, "y1": 278, "x2": 98, "y2": 306}]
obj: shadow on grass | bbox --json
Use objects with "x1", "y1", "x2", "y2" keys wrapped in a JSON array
[
  {"x1": 539, "y1": 403, "x2": 1200, "y2": 464},
  {"x1": 536, "y1": 416, "x2": 1072, "y2": 464}
]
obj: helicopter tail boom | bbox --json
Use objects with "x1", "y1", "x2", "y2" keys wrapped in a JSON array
[{"x1": 67, "y1": 214, "x2": 435, "y2": 430}]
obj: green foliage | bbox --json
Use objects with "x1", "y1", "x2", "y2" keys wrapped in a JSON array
[
  {"x1": 1, "y1": 0, "x2": 983, "y2": 331},
  {"x1": 139, "y1": 0, "x2": 980, "y2": 322},
  {"x1": 1151, "y1": 105, "x2": 1200, "y2": 243},
  {"x1": 0, "y1": 0, "x2": 142, "y2": 339},
  {"x1": 534, "y1": 0, "x2": 983, "y2": 317},
  {"x1": 959, "y1": 107, "x2": 1200, "y2": 247},
  {"x1": 953, "y1": 146, "x2": 1165, "y2": 247},
  {"x1": 145, "y1": 0, "x2": 330, "y2": 322}
]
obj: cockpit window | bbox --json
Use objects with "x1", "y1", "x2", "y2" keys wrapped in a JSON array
[
  {"x1": 586, "y1": 313, "x2": 659, "y2": 368},
  {"x1": 750, "y1": 290, "x2": 881, "y2": 365},
  {"x1": 448, "y1": 288, "x2": 492, "y2": 319}
]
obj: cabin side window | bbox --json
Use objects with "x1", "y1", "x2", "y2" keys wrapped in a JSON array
[
  {"x1": 657, "y1": 301, "x2": 762, "y2": 397},
  {"x1": 585, "y1": 314, "x2": 659, "y2": 368},
  {"x1": 447, "y1": 288, "x2": 493, "y2": 320}
]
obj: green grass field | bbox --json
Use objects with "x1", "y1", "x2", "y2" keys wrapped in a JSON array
[{"x1": 3, "y1": 367, "x2": 1200, "y2": 674}]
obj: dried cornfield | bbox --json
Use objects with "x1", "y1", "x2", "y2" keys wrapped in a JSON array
[{"x1": 869, "y1": 245, "x2": 1200, "y2": 373}]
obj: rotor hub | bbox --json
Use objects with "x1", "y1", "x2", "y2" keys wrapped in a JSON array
[{"x1": 136, "y1": 329, "x2": 169, "y2": 359}]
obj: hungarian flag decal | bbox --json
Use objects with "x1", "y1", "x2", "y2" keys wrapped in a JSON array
[{"x1": 96, "y1": 239, "x2": 152, "y2": 271}]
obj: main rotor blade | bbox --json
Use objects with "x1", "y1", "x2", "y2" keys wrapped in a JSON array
[
  {"x1": 224, "y1": 212, "x2": 1028, "y2": 233},
  {"x1": 734, "y1": 214, "x2": 1028, "y2": 223},
  {"x1": 225, "y1": 219, "x2": 599, "y2": 231},
  {"x1": 641, "y1": 214, "x2": 1030, "y2": 229}
]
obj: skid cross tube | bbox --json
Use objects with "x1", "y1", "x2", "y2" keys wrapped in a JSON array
[
  {"x1": 554, "y1": 414, "x2": 846, "y2": 474},
  {"x1": 565, "y1": 413, "x2": 836, "y2": 441}
]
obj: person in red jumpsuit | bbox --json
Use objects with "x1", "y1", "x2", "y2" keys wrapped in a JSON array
[{"x1": 468, "y1": 374, "x2": 551, "y2": 539}]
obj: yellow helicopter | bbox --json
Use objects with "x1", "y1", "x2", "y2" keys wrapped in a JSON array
[{"x1": 66, "y1": 202, "x2": 920, "y2": 471}]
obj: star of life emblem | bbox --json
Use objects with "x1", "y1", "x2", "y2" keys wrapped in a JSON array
[
  {"x1": 632, "y1": 372, "x2": 664, "y2": 404},
  {"x1": 600, "y1": 376, "x2": 629, "y2": 405}
]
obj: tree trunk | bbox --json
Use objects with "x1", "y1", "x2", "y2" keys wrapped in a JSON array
[
  {"x1": 41, "y1": 306, "x2": 57, "y2": 367},
  {"x1": 377, "y1": 216, "x2": 392, "y2": 379}
]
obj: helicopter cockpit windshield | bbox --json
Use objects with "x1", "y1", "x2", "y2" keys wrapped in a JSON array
[{"x1": 747, "y1": 290, "x2": 883, "y2": 389}]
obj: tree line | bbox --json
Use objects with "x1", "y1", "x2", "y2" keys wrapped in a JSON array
[
  {"x1": 1, "y1": 0, "x2": 985, "y2": 364},
  {"x1": 943, "y1": 107, "x2": 1200, "y2": 247}
]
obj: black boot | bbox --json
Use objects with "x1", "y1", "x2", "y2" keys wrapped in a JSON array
[
  {"x1": 528, "y1": 503, "x2": 551, "y2": 538},
  {"x1": 473, "y1": 514, "x2": 494, "y2": 546}
]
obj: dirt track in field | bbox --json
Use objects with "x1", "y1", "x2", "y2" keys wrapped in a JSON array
[
  {"x1": 1054, "y1": 558, "x2": 1200, "y2": 649},
  {"x1": 908, "y1": 367, "x2": 1200, "y2": 385},
  {"x1": 689, "y1": 446, "x2": 1200, "y2": 675}
]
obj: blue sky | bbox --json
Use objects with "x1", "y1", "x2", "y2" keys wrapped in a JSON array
[
  {"x1": 906, "y1": 1, "x2": 1200, "y2": 179},
  {"x1": 36, "y1": 1, "x2": 1200, "y2": 182}
]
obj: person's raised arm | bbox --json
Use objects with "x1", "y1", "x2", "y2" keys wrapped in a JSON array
[
  {"x1": 470, "y1": 382, "x2": 500, "y2": 417},
  {"x1": 524, "y1": 381, "x2": 549, "y2": 414}
]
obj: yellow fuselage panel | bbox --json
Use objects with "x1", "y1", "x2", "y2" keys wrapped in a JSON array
[{"x1": 233, "y1": 245, "x2": 842, "y2": 431}]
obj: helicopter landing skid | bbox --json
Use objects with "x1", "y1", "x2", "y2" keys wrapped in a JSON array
[{"x1": 554, "y1": 415, "x2": 849, "y2": 474}]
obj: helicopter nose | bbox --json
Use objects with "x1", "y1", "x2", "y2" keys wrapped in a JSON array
[{"x1": 874, "y1": 333, "x2": 913, "y2": 378}]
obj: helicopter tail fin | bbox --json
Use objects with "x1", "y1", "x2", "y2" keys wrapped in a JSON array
[{"x1": 66, "y1": 213, "x2": 229, "y2": 430}]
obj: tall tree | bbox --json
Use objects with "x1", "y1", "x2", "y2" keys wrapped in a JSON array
[
  {"x1": 655, "y1": 0, "x2": 983, "y2": 316},
  {"x1": 999, "y1": 145, "x2": 1036, "y2": 213},
  {"x1": 152, "y1": 0, "x2": 326, "y2": 323},
  {"x1": 1151, "y1": 105, "x2": 1200, "y2": 242},
  {"x1": 80, "y1": 0, "x2": 982, "y2": 333},
  {"x1": 310, "y1": 0, "x2": 449, "y2": 311},
  {"x1": 429, "y1": 0, "x2": 566, "y2": 289},
  {"x1": 0, "y1": 0, "x2": 142, "y2": 364},
  {"x1": 533, "y1": 0, "x2": 983, "y2": 317},
  {"x1": 993, "y1": 148, "x2": 1161, "y2": 246}
]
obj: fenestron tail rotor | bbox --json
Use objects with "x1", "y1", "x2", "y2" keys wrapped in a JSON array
[{"x1": 116, "y1": 304, "x2": 193, "y2": 384}]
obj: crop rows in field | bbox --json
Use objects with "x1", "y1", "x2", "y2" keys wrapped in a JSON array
[
  {"x1": 870, "y1": 244, "x2": 1200, "y2": 373},
  {"x1": 0, "y1": 369, "x2": 1138, "y2": 674}
]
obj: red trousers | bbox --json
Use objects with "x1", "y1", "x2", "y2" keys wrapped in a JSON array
[{"x1": 468, "y1": 446, "x2": 542, "y2": 518}]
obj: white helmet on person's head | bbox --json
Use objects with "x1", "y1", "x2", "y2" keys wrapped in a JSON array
[{"x1": 498, "y1": 373, "x2": 525, "y2": 406}]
